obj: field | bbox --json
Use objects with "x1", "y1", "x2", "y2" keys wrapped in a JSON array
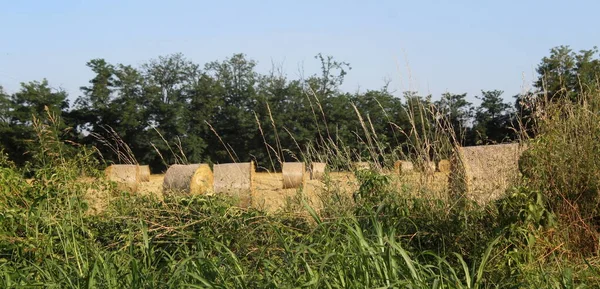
[
  {"x1": 4, "y1": 149, "x2": 600, "y2": 288},
  {"x1": 5, "y1": 153, "x2": 599, "y2": 288},
  {"x1": 4, "y1": 115, "x2": 600, "y2": 288},
  {"x1": 4, "y1": 64, "x2": 600, "y2": 287},
  {"x1": 128, "y1": 171, "x2": 449, "y2": 213}
]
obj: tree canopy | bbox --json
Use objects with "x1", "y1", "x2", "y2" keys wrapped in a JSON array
[{"x1": 2, "y1": 46, "x2": 595, "y2": 172}]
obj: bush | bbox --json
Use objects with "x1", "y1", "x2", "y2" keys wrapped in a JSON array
[{"x1": 519, "y1": 98, "x2": 600, "y2": 254}]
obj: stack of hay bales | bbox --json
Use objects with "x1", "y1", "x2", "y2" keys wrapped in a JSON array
[
  {"x1": 213, "y1": 162, "x2": 254, "y2": 207},
  {"x1": 450, "y1": 143, "x2": 525, "y2": 205},
  {"x1": 105, "y1": 164, "x2": 140, "y2": 193},
  {"x1": 163, "y1": 164, "x2": 213, "y2": 196},
  {"x1": 282, "y1": 162, "x2": 306, "y2": 189},
  {"x1": 437, "y1": 160, "x2": 451, "y2": 173},
  {"x1": 139, "y1": 165, "x2": 151, "y2": 182},
  {"x1": 310, "y1": 162, "x2": 327, "y2": 180},
  {"x1": 394, "y1": 160, "x2": 414, "y2": 174}
]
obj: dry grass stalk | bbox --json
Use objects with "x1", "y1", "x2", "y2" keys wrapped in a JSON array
[
  {"x1": 92, "y1": 126, "x2": 138, "y2": 165},
  {"x1": 213, "y1": 161, "x2": 255, "y2": 208},
  {"x1": 163, "y1": 164, "x2": 213, "y2": 196}
]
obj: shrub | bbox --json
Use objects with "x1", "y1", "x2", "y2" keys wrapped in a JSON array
[{"x1": 519, "y1": 98, "x2": 600, "y2": 254}]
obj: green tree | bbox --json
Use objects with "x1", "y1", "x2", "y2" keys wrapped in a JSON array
[
  {"x1": 111, "y1": 64, "x2": 151, "y2": 164},
  {"x1": 140, "y1": 53, "x2": 207, "y2": 169},
  {"x1": 353, "y1": 88, "x2": 406, "y2": 155},
  {"x1": 10, "y1": 80, "x2": 69, "y2": 125},
  {"x1": 72, "y1": 59, "x2": 116, "y2": 135},
  {"x1": 312, "y1": 53, "x2": 351, "y2": 98},
  {"x1": 72, "y1": 59, "x2": 137, "y2": 164},
  {"x1": 0, "y1": 86, "x2": 14, "y2": 160},
  {"x1": 2, "y1": 80, "x2": 70, "y2": 166},
  {"x1": 182, "y1": 72, "x2": 224, "y2": 164},
  {"x1": 472, "y1": 90, "x2": 514, "y2": 144},
  {"x1": 0, "y1": 86, "x2": 10, "y2": 125},
  {"x1": 434, "y1": 92, "x2": 473, "y2": 144},
  {"x1": 254, "y1": 72, "x2": 310, "y2": 169},
  {"x1": 305, "y1": 54, "x2": 353, "y2": 150},
  {"x1": 400, "y1": 92, "x2": 437, "y2": 158},
  {"x1": 204, "y1": 53, "x2": 259, "y2": 163},
  {"x1": 535, "y1": 45, "x2": 600, "y2": 101}
]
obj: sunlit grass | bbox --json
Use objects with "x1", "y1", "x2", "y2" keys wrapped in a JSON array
[{"x1": 1, "y1": 94, "x2": 600, "y2": 288}]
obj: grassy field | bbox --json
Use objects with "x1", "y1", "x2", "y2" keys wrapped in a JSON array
[
  {"x1": 2, "y1": 95, "x2": 600, "y2": 288},
  {"x1": 110, "y1": 171, "x2": 448, "y2": 213},
  {"x1": 1, "y1": 153, "x2": 599, "y2": 288}
]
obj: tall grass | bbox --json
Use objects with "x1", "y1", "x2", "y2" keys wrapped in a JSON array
[
  {"x1": 518, "y1": 91, "x2": 600, "y2": 256},
  {"x1": 2, "y1": 87, "x2": 600, "y2": 288}
]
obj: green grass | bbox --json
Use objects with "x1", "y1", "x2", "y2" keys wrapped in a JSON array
[
  {"x1": 0, "y1": 156, "x2": 598, "y2": 288},
  {"x1": 1, "y1": 93, "x2": 600, "y2": 288}
]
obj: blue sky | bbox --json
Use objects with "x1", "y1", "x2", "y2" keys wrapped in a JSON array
[{"x1": 1, "y1": 0, "x2": 598, "y2": 106}]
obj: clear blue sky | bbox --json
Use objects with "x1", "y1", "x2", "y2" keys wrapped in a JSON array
[{"x1": 1, "y1": 0, "x2": 598, "y2": 106}]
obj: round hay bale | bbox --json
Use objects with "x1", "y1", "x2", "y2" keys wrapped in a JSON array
[
  {"x1": 394, "y1": 160, "x2": 414, "y2": 174},
  {"x1": 105, "y1": 164, "x2": 139, "y2": 193},
  {"x1": 213, "y1": 161, "x2": 254, "y2": 208},
  {"x1": 310, "y1": 162, "x2": 327, "y2": 180},
  {"x1": 437, "y1": 159, "x2": 451, "y2": 173},
  {"x1": 139, "y1": 165, "x2": 151, "y2": 182},
  {"x1": 163, "y1": 164, "x2": 213, "y2": 196},
  {"x1": 282, "y1": 162, "x2": 306, "y2": 189},
  {"x1": 423, "y1": 161, "x2": 436, "y2": 173},
  {"x1": 450, "y1": 143, "x2": 526, "y2": 205}
]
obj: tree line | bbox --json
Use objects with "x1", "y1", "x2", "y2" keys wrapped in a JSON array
[{"x1": 1, "y1": 46, "x2": 598, "y2": 172}]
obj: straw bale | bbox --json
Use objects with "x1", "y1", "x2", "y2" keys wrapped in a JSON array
[
  {"x1": 437, "y1": 159, "x2": 451, "y2": 173},
  {"x1": 310, "y1": 162, "x2": 327, "y2": 180},
  {"x1": 450, "y1": 143, "x2": 525, "y2": 205},
  {"x1": 139, "y1": 165, "x2": 151, "y2": 182},
  {"x1": 394, "y1": 160, "x2": 414, "y2": 174},
  {"x1": 213, "y1": 162, "x2": 254, "y2": 207},
  {"x1": 105, "y1": 164, "x2": 139, "y2": 193},
  {"x1": 163, "y1": 164, "x2": 213, "y2": 196},
  {"x1": 282, "y1": 162, "x2": 306, "y2": 189},
  {"x1": 423, "y1": 161, "x2": 436, "y2": 174}
]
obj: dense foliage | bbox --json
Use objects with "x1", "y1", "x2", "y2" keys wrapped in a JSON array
[
  {"x1": 1, "y1": 45, "x2": 600, "y2": 287},
  {"x1": 0, "y1": 111, "x2": 598, "y2": 288},
  {"x1": 1, "y1": 52, "x2": 525, "y2": 172}
]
